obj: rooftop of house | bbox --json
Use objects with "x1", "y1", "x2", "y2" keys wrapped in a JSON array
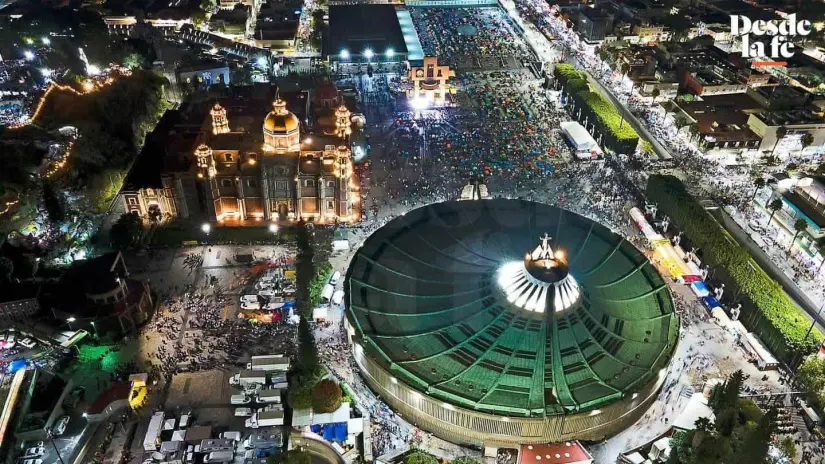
[
  {"x1": 753, "y1": 108, "x2": 825, "y2": 126},
  {"x1": 679, "y1": 93, "x2": 763, "y2": 138}
]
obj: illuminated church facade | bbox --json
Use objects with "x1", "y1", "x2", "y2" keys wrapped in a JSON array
[{"x1": 121, "y1": 88, "x2": 360, "y2": 225}]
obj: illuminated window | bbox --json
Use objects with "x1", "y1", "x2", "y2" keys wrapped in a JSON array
[
  {"x1": 224, "y1": 153, "x2": 232, "y2": 162},
  {"x1": 304, "y1": 179, "x2": 315, "y2": 187}
]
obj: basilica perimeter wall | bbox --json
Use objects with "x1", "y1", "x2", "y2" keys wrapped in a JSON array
[{"x1": 348, "y1": 326, "x2": 669, "y2": 447}]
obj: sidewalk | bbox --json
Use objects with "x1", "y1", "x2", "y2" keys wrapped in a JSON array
[{"x1": 710, "y1": 207, "x2": 825, "y2": 336}]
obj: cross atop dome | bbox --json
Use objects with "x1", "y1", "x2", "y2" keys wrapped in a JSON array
[
  {"x1": 530, "y1": 233, "x2": 556, "y2": 263},
  {"x1": 272, "y1": 98, "x2": 289, "y2": 115}
]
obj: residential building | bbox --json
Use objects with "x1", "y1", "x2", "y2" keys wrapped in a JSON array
[
  {"x1": 576, "y1": 8, "x2": 614, "y2": 43},
  {"x1": 639, "y1": 81, "x2": 679, "y2": 100},
  {"x1": 680, "y1": 66, "x2": 748, "y2": 96},
  {"x1": 747, "y1": 109, "x2": 825, "y2": 156},
  {"x1": 253, "y1": 0, "x2": 300, "y2": 51},
  {"x1": 209, "y1": 4, "x2": 253, "y2": 38},
  {"x1": 766, "y1": 175, "x2": 825, "y2": 268},
  {"x1": 630, "y1": 23, "x2": 670, "y2": 44},
  {"x1": 616, "y1": 46, "x2": 658, "y2": 79},
  {"x1": 675, "y1": 93, "x2": 764, "y2": 153},
  {"x1": 747, "y1": 85, "x2": 811, "y2": 111}
]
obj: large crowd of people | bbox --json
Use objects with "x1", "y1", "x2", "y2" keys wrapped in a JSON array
[
  {"x1": 411, "y1": 7, "x2": 533, "y2": 67},
  {"x1": 138, "y1": 271, "x2": 298, "y2": 385}
]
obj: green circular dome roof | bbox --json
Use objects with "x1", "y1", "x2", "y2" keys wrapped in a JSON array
[{"x1": 345, "y1": 199, "x2": 679, "y2": 418}]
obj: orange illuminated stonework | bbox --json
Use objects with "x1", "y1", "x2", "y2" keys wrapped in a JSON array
[
  {"x1": 125, "y1": 90, "x2": 361, "y2": 225},
  {"x1": 408, "y1": 56, "x2": 455, "y2": 107}
]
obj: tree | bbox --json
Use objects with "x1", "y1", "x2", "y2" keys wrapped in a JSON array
[
  {"x1": 407, "y1": 452, "x2": 438, "y2": 464},
  {"x1": 771, "y1": 126, "x2": 788, "y2": 158},
  {"x1": 776, "y1": 436, "x2": 796, "y2": 461},
  {"x1": 789, "y1": 218, "x2": 808, "y2": 253},
  {"x1": 766, "y1": 198, "x2": 783, "y2": 226},
  {"x1": 801, "y1": 132, "x2": 815, "y2": 151},
  {"x1": 796, "y1": 356, "x2": 825, "y2": 409},
  {"x1": 296, "y1": 316, "x2": 319, "y2": 377},
  {"x1": 109, "y1": 211, "x2": 144, "y2": 249},
  {"x1": 692, "y1": 416, "x2": 714, "y2": 448},
  {"x1": 734, "y1": 407, "x2": 776, "y2": 464},
  {"x1": 311, "y1": 379, "x2": 343, "y2": 413},
  {"x1": 289, "y1": 383, "x2": 313, "y2": 409},
  {"x1": 651, "y1": 88, "x2": 661, "y2": 100},
  {"x1": 0, "y1": 257, "x2": 13, "y2": 282},
  {"x1": 42, "y1": 181, "x2": 65, "y2": 223},
  {"x1": 452, "y1": 458, "x2": 481, "y2": 464},
  {"x1": 751, "y1": 177, "x2": 766, "y2": 201}
]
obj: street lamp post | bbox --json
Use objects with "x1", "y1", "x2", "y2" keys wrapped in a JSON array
[{"x1": 802, "y1": 301, "x2": 825, "y2": 346}]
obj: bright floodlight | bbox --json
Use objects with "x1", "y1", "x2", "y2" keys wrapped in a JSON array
[
  {"x1": 201, "y1": 223, "x2": 211, "y2": 234},
  {"x1": 411, "y1": 97, "x2": 429, "y2": 110},
  {"x1": 386, "y1": 48, "x2": 394, "y2": 58},
  {"x1": 364, "y1": 48, "x2": 374, "y2": 60},
  {"x1": 67, "y1": 317, "x2": 76, "y2": 322},
  {"x1": 340, "y1": 49, "x2": 350, "y2": 59},
  {"x1": 40, "y1": 68, "x2": 53, "y2": 77},
  {"x1": 23, "y1": 50, "x2": 35, "y2": 60},
  {"x1": 87, "y1": 64, "x2": 101, "y2": 76},
  {"x1": 256, "y1": 56, "x2": 267, "y2": 66},
  {"x1": 42, "y1": 37, "x2": 50, "y2": 45},
  {"x1": 269, "y1": 224, "x2": 279, "y2": 234}
]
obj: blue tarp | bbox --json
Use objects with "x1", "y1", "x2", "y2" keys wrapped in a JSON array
[
  {"x1": 8, "y1": 359, "x2": 26, "y2": 373},
  {"x1": 701, "y1": 296, "x2": 720, "y2": 310},
  {"x1": 282, "y1": 301, "x2": 296, "y2": 310},
  {"x1": 309, "y1": 422, "x2": 348, "y2": 443}
]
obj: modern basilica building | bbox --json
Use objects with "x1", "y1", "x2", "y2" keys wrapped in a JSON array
[{"x1": 344, "y1": 199, "x2": 679, "y2": 453}]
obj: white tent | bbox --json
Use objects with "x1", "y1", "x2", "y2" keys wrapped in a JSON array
[
  {"x1": 313, "y1": 306, "x2": 329, "y2": 321},
  {"x1": 711, "y1": 307, "x2": 731, "y2": 328}
]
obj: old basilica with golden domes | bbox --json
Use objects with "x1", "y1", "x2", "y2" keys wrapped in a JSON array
[{"x1": 120, "y1": 83, "x2": 361, "y2": 225}]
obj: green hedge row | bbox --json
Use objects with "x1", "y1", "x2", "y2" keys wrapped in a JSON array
[
  {"x1": 647, "y1": 175, "x2": 823, "y2": 363},
  {"x1": 554, "y1": 64, "x2": 640, "y2": 151}
]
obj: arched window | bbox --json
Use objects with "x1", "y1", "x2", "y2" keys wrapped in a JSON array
[{"x1": 304, "y1": 179, "x2": 315, "y2": 187}]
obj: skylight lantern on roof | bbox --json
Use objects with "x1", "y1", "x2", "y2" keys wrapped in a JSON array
[{"x1": 497, "y1": 233, "x2": 580, "y2": 313}]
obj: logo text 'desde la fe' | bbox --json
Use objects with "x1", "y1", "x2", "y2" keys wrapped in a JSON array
[{"x1": 731, "y1": 14, "x2": 812, "y2": 61}]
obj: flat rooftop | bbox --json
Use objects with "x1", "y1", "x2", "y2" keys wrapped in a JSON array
[
  {"x1": 167, "y1": 370, "x2": 235, "y2": 427},
  {"x1": 327, "y1": 5, "x2": 408, "y2": 58}
]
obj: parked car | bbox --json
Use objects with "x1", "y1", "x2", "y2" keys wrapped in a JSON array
[
  {"x1": 23, "y1": 447, "x2": 45, "y2": 457},
  {"x1": 240, "y1": 295, "x2": 259, "y2": 304},
  {"x1": 21, "y1": 459, "x2": 43, "y2": 464},
  {"x1": 241, "y1": 302, "x2": 261, "y2": 311},
  {"x1": 19, "y1": 338, "x2": 36, "y2": 349},
  {"x1": 52, "y1": 416, "x2": 70, "y2": 436}
]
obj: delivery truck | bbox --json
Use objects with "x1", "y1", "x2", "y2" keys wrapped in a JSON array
[
  {"x1": 229, "y1": 370, "x2": 266, "y2": 387},
  {"x1": 244, "y1": 408, "x2": 284, "y2": 428},
  {"x1": 246, "y1": 355, "x2": 289, "y2": 372}
]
